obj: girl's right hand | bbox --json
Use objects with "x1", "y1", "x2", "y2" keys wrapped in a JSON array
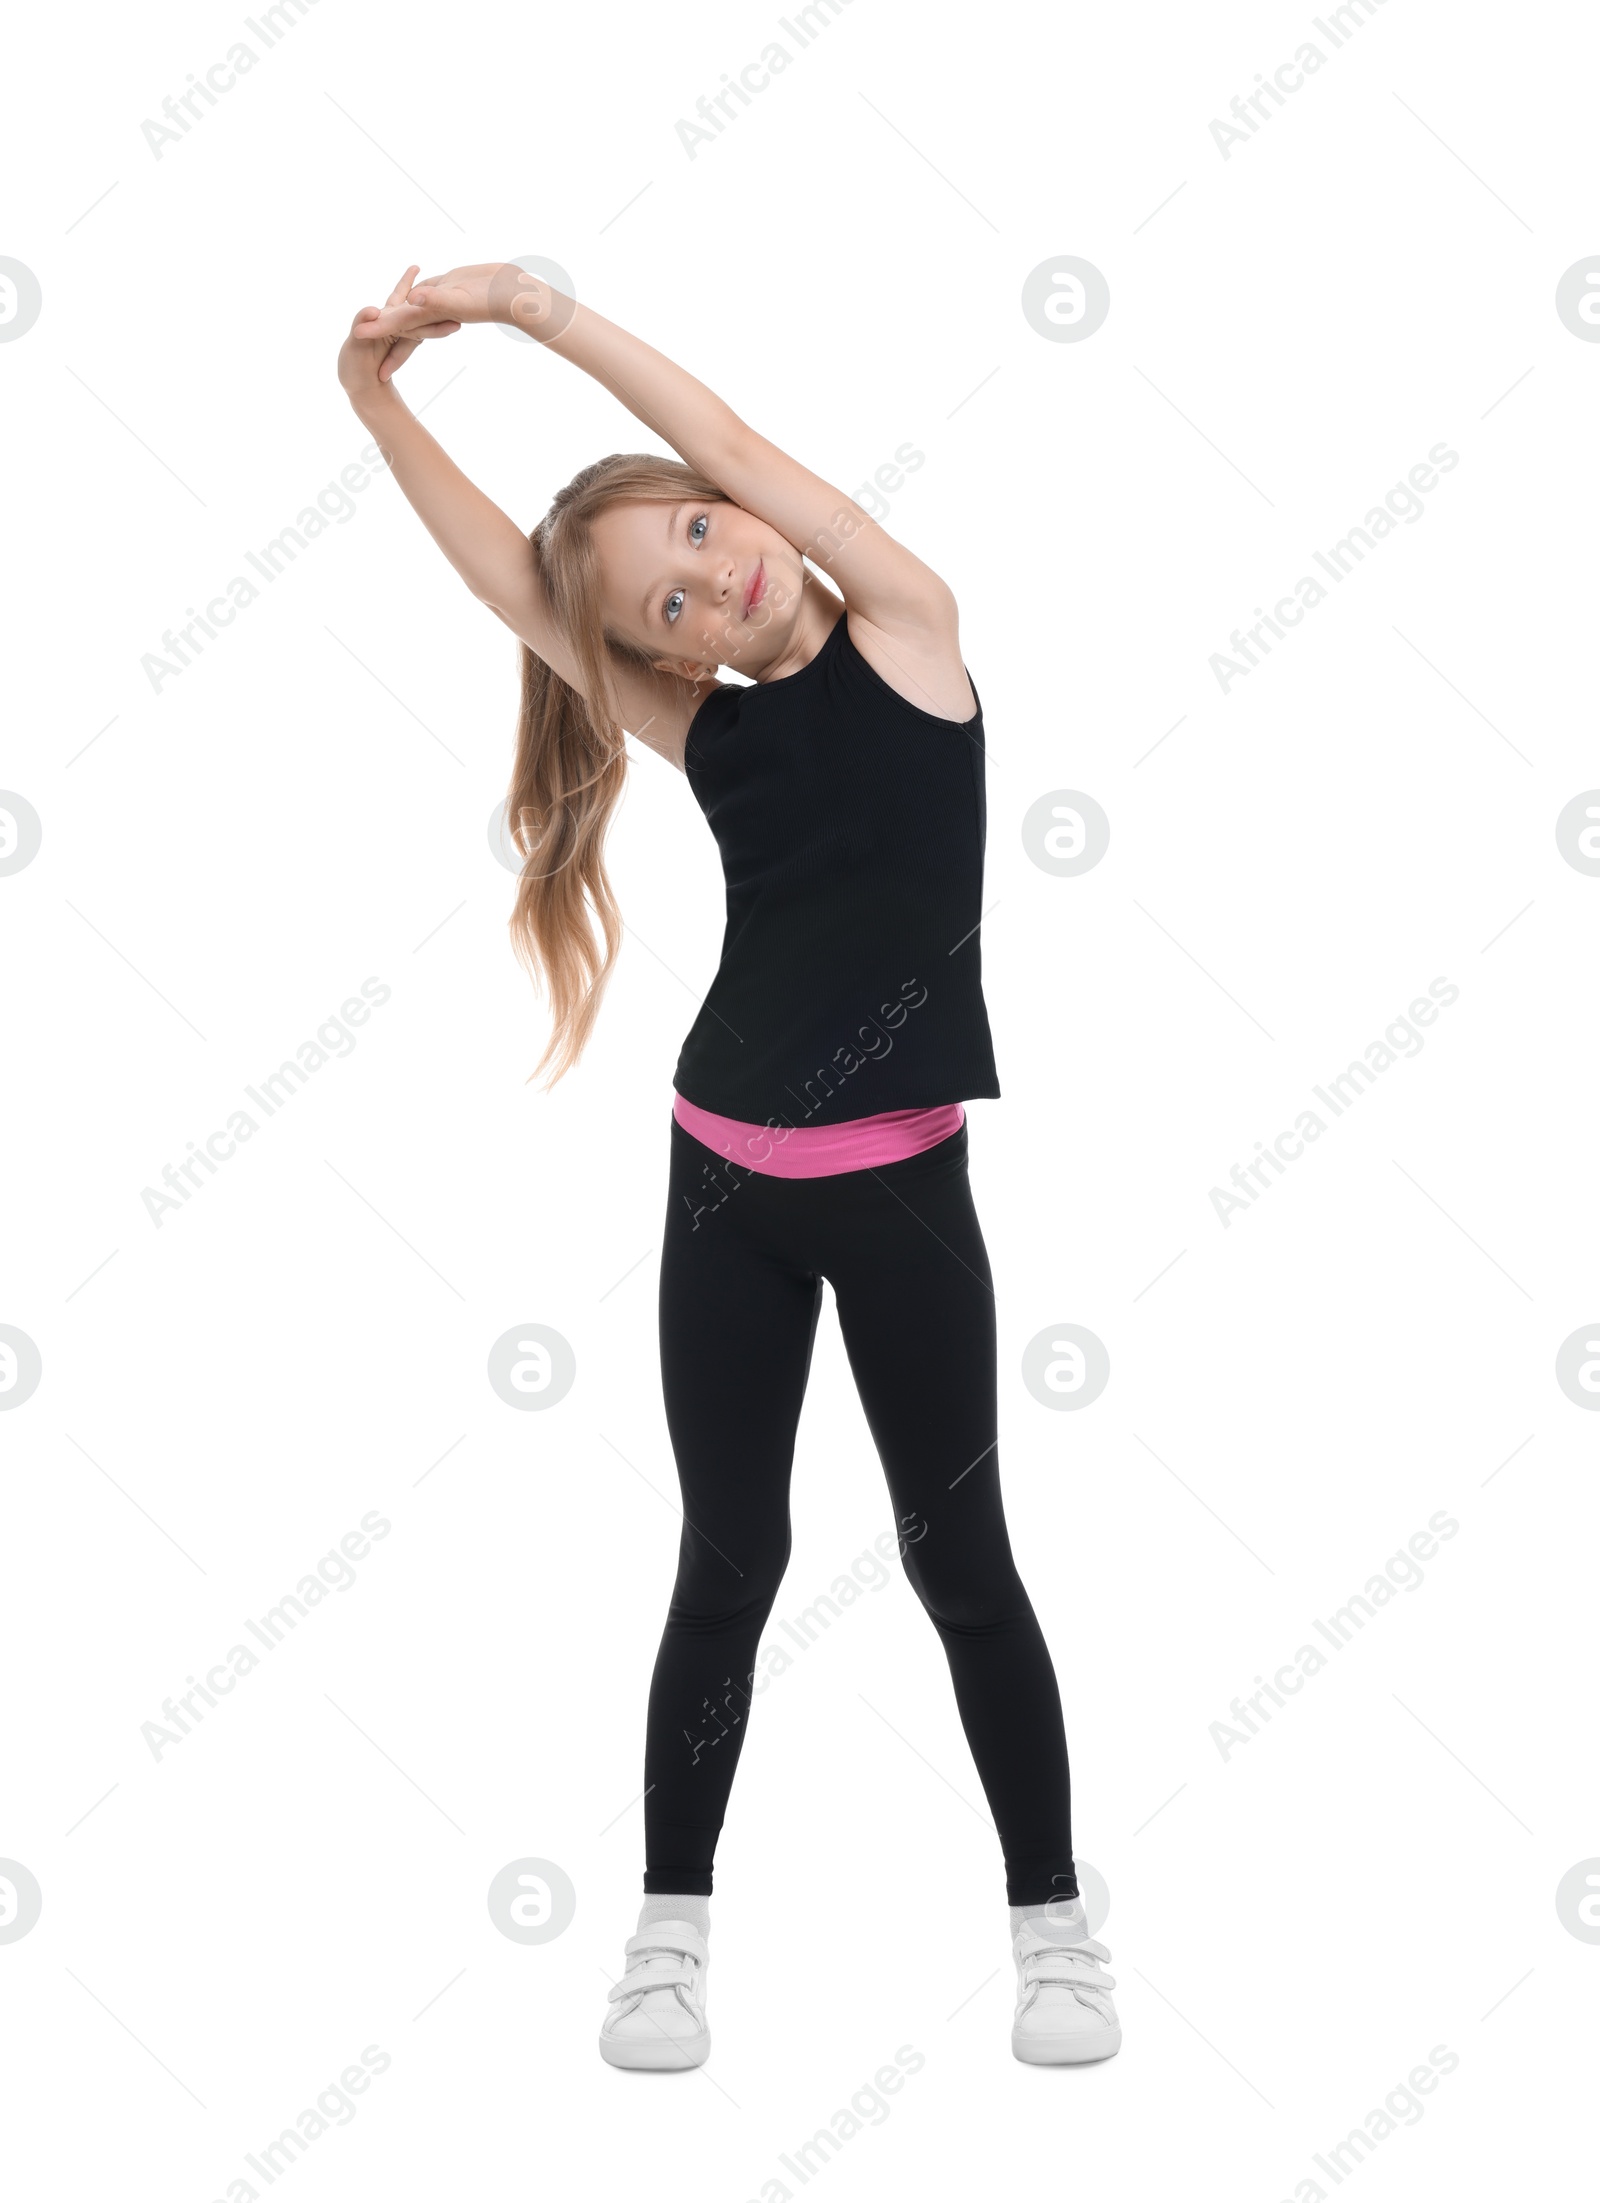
[{"x1": 336, "y1": 263, "x2": 462, "y2": 402}]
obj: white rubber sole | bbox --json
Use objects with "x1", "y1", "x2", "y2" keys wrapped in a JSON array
[
  {"x1": 1012, "y1": 2026, "x2": 1122, "y2": 2065},
  {"x1": 599, "y1": 2026, "x2": 711, "y2": 2071}
]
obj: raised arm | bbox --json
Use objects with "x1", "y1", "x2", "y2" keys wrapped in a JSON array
[
  {"x1": 335, "y1": 268, "x2": 709, "y2": 765},
  {"x1": 377, "y1": 265, "x2": 962, "y2": 643}
]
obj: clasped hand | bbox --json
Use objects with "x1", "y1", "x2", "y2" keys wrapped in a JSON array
[{"x1": 337, "y1": 262, "x2": 557, "y2": 393}]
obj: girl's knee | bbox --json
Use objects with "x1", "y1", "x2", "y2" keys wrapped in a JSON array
[{"x1": 902, "y1": 1555, "x2": 1031, "y2": 1634}]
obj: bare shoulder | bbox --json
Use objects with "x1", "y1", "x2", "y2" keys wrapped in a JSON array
[
  {"x1": 614, "y1": 661, "x2": 728, "y2": 774},
  {"x1": 485, "y1": 549, "x2": 722, "y2": 775},
  {"x1": 843, "y1": 604, "x2": 976, "y2": 725}
]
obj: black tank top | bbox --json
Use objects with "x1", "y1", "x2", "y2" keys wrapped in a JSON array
[{"x1": 672, "y1": 609, "x2": 1000, "y2": 1127}]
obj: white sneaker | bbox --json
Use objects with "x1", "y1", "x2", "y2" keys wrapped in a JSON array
[
  {"x1": 1011, "y1": 1901, "x2": 1121, "y2": 2064},
  {"x1": 598, "y1": 1920, "x2": 712, "y2": 2070}
]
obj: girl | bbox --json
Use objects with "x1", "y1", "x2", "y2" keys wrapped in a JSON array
[{"x1": 336, "y1": 263, "x2": 1120, "y2": 2069}]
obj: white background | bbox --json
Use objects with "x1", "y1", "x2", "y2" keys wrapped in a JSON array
[{"x1": 2, "y1": 0, "x2": 1597, "y2": 2196}]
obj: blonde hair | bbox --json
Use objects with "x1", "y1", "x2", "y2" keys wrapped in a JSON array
[{"x1": 507, "y1": 452, "x2": 726, "y2": 1082}]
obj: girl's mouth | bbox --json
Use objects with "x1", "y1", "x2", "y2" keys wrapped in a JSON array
[{"x1": 743, "y1": 559, "x2": 766, "y2": 617}]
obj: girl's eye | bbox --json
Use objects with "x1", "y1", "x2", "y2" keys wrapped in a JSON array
[{"x1": 664, "y1": 516, "x2": 707, "y2": 619}]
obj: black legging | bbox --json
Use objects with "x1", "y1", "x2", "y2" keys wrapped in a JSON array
[{"x1": 643, "y1": 1115, "x2": 1077, "y2": 1905}]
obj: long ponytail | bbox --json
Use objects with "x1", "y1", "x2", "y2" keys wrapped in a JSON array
[{"x1": 505, "y1": 453, "x2": 724, "y2": 1082}]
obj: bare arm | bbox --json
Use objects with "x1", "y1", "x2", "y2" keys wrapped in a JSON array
[
  {"x1": 336, "y1": 268, "x2": 711, "y2": 766},
  {"x1": 376, "y1": 265, "x2": 962, "y2": 641}
]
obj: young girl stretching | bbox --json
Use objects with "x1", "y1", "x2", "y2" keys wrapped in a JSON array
[{"x1": 336, "y1": 262, "x2": 1120, "y2": 2068}]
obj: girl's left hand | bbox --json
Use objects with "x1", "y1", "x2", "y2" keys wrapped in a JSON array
[{"x1": 365, "y1": 262, "x2": 570, "y2": 339}]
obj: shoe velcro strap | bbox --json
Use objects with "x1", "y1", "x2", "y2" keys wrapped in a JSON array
[
  {"x1": 623, "y1": 1927, "x2": 708, "y2": 1965},
  {"x1": 1026, "y1": 1960, "x2": 1118, "y2": 1991},
  {"x1": 1017, "y1": 1931, "x2": 1110, "y2": 1961},
  {"x1": 608, "y1": 1956, "x2": 695, "y2": 2004}
]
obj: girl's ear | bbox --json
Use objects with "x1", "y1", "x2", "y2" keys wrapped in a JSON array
[{"x1": 651, "y1": 656, "x2": 717, "y2": 684}]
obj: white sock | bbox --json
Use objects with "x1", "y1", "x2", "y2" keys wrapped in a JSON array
[
  {"x1": 1011, "y1": 1895, "x2": 1087, "y2": 1939},
  {"x1": 638, "y1": 1893, "x2": 710, "y2": 1938}
]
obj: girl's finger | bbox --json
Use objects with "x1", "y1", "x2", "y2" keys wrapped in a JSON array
[{"x1": 386, "y1": 262, "x2": 421, "y2": 307}]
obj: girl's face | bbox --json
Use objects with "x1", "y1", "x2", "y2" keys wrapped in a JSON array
[{"x1": 591, "y1": 497, "x2": 806, "y2": 681}]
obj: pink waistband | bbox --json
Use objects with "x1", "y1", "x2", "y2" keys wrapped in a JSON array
[{"x1": 672, "y1": 1093, "x2": 965, "y2": 1179}]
